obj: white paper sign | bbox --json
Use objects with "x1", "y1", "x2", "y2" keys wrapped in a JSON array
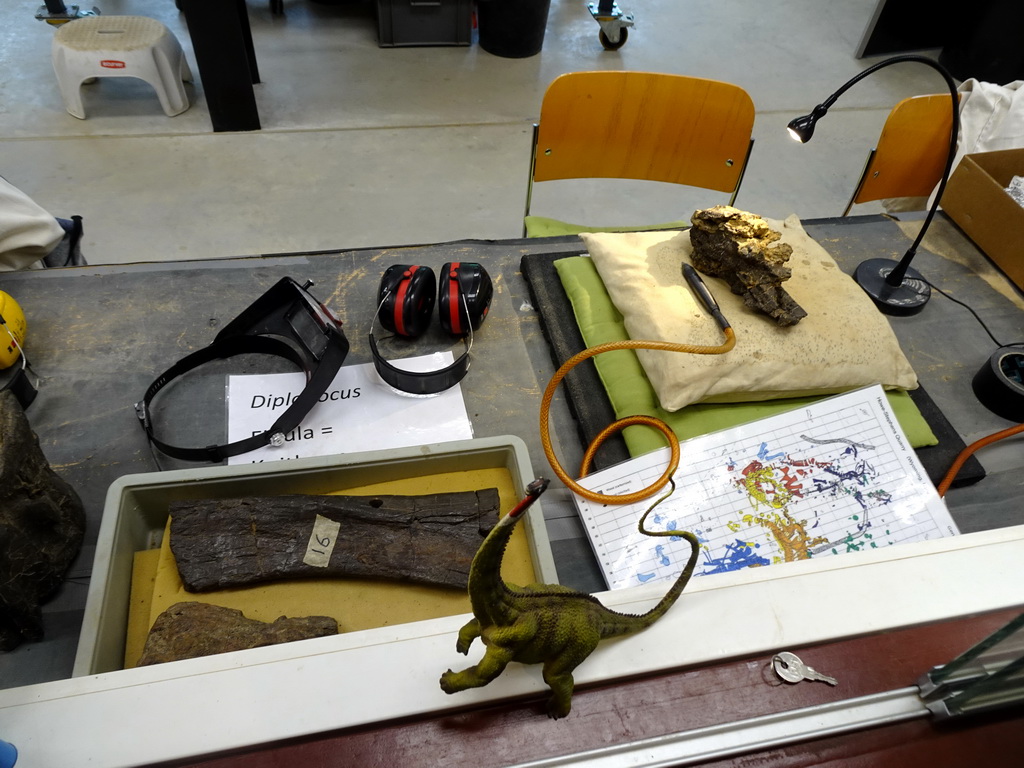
[{"x1": 226, "y1": 352, "x2": 473, "y2": 465}]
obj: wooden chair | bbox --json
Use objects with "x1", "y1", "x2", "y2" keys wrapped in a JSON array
[
  {"x1": 844, "y1": 93, "x2": 958, "y2": 216},
  {"x1": 523, "y1": 71, "x2": 756, "y2": 237}
]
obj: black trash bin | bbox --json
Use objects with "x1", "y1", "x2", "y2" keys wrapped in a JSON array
[{"x1": 477, "y1": 0, "x2": 552, "y2": 58}]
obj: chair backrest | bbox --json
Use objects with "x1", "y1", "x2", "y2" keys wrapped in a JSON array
[
  {"x1": 525, "y1": 71, "x2": 755, "y2": 222},
  {"x1": 844, "y1": 93, "x2": 958, "y2": 215}
]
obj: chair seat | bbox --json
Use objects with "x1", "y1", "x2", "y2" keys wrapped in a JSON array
[{"x1": 51, "y1": 16, "x2": 192, "y2": 119}]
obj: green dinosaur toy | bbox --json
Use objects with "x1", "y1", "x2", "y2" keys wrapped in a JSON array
[{"x1": 440, "y1": 477, "x2": 699, "y2": 719}]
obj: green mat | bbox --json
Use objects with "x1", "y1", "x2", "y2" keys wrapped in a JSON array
[
  {"x1": 553, "y1": 255, "x2": 938, "y2": 455},
  {"x1": 524, "y1": 215, "x2": 692, "y2": 238}
]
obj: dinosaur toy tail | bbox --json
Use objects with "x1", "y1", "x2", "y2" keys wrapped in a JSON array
[
  {"x1": 602, "y1": 479, "x2": 701, "y2": 636},
  {"x1": 618, "y1": 529, "x2": 700, "y2": 632}
]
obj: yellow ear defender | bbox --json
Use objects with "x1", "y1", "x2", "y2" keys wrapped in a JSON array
[{"x1": 0, "y1": 291, "x2": 27, "y2": 369}]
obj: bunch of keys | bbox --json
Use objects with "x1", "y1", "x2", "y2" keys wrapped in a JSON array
[{"x1": 772, "y1": 651, "x2": 838, "y2": 686}]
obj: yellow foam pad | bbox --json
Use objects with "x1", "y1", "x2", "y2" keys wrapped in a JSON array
[{"x1": 124, "y1": 548, "x2": 160, "y2": 669}]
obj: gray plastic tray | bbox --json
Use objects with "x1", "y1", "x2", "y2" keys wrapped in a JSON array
[{"x1": 74, "y1": 435, "x2": 554, "y2": 676}]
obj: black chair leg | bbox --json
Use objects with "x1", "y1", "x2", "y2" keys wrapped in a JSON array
[{"x1": 179, "y1": 0, "x2": 261, "y2": 132}]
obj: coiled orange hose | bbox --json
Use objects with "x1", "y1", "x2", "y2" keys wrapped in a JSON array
[{"x1": 539, "y1": 327, "x2": 736, "y2": 505}]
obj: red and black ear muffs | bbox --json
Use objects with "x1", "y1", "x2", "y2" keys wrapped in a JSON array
[
  {"x1": 377, "y1": 262, "x2": 491, "y2": 338},
  {"x1": 370, "y1": 262, "x2": 493, "y2": 395}
]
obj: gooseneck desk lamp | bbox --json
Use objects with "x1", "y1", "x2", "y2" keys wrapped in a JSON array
[{"x1": 788, "y1": 54, "x2": 960, "y2": 316}]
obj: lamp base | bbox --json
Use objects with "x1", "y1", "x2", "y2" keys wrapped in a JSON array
[{"x1": 854, "y1": 258, "x2": 930, "y2": 316}]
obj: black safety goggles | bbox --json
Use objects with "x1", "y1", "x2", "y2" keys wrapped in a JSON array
[{"x1": 136, "y1": 277, "x2": 349, "y2": 463}]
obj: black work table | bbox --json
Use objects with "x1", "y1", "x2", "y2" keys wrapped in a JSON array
[{"x1": 0, "y1": 213, "x2": 1021, "y2": 693}]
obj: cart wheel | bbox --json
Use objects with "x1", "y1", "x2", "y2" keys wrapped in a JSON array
[{"x1": 599, "y1": 28, "x2": 628, "y2": 51}]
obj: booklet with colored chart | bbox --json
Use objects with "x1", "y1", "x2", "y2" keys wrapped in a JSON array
[{"x1": 571, "y1": 385, "x2": 958, "y2": 590}]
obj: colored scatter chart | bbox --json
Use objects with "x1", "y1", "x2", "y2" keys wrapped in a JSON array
[{"x1": 572, "y1": 385, "x2": 958, "y2": 590}]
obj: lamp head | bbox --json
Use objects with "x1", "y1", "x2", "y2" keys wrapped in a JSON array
[{"x1": 787, "y1": 105, "x2": 828, "y2": 143}]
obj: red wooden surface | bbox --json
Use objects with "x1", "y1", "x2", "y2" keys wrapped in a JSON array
[{"x1": 165, "y1": 607, "x2": 1024, "y2": 768}]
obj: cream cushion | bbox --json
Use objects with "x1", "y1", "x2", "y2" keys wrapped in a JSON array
[{"x1": 579, "y1": 215, "x2": 918, "y2": 411}]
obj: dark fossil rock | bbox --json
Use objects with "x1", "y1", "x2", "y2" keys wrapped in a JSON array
[
  {"x1": 689, "y1": 206, "x2": 808, "y2": 327},
  {"x1": 0, "y1": 390, "x2": 86, "y2": 651},
  {"x1": 137, "y1": 601, "x2": 338, "y2": 666},
  {"x1": 169, "y1": 488, "x2": 500, "y2": 592}
]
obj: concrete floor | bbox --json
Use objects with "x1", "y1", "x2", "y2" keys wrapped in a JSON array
[{"x1": 1, "y1": 0, "x2": 949, "y2": 266}]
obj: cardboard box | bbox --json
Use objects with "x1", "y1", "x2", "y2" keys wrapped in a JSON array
[{"x1": 941, "y1": 148, "x2": 1024, "y2": 289}]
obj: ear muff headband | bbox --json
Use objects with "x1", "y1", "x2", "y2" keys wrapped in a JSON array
[{"x1": 368, "y1": 327, "x2": 472, "y2": 396}]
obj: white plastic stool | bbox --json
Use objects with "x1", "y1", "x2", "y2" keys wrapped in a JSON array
[{"x1": 51, "y1": 16, "x2": 192, "y2": 119}]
